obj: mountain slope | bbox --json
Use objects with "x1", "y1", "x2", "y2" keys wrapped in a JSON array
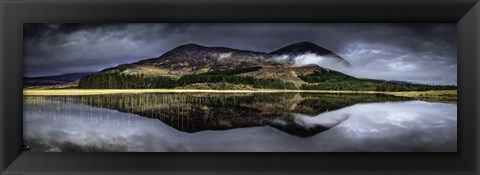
[
  {"x1": 98, "y1": 42, "x2": 347, "y2": 76},
  {"x1": 136, "y1": 43, "x2": 278, "y2": 70},
  {"x1": 24, "y1": 72, "x2": 92, "y2": 87},
  {"x1": 75, "y1": 42, "x2": 455, "y2": 91}
]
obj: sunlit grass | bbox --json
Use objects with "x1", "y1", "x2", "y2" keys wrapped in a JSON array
[
  {"x1": 23, "y1": 89, "x2": 383, "y2": 96},
  {"x1": 388, "y1": 90, "x2": 456, "y2": 96},
  {"x1": 388, "y1": 90, "x2": 457, "y2": 103},
  {"x1": 23, "y1": 88, "x2": 457, "y2": 99}
]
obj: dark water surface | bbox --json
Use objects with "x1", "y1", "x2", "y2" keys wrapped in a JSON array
[{"x1": 23, "y1": 93, "x2": 457, "y2": 152}]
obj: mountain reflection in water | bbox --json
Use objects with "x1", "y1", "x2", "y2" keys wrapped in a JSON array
[
  {"x1": 23, "y1": 93, "x2": 456, "y2": 152},
  {"x1": 79, "y1": 93, "x2": 409, "y2": 137}
]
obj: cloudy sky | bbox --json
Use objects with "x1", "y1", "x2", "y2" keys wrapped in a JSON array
[{"x1": 24, "y1": 23, "x2": 457, "y2": 85}]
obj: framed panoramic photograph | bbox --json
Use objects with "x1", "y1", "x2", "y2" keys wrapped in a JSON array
[
  {"x1": 1, "y1": 0, "x2": 479, "y2": 174},
  {"x1": 21, "y1": 23, "x2": 459, "y2": 152}
]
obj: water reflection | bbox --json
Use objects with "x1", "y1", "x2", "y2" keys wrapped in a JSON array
[
  {"x1": 23, "y1": 93, "x2": 456, "y2": 152},
  {"x1": 78, "y1": 93, "x2": 408, "y2": 137}
]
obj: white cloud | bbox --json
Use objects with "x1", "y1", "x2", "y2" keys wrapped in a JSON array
[
  {"x1": 335, "y1": 42, "x2": 457, "y2": 85},
  {"x1": 274, "y1": 53, "x2": 350, "y2": 71},
  {"x1": 218, "y1": 52, "x2": 232, "y2": 59},
  {"x1": 386, "y1": 62, "x2": 418, "y2": 71}
]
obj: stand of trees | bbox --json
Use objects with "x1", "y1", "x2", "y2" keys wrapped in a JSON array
[
  {"x1": 79, "y1": 68, "x2": 456, "y2": 91},
  {"x1": 78, "y1": 70, "x2": 297, "y2": 90},
  {"x1": 202, "y1": 66, "x2": 262, "y2": 75},
  {"x1": 299, "y1": 71, "x2": 456, "y2": 91},
  {"x1": 300, "y1": 81, "x2": 456, "y2": 91},
  {"x1": 298, "y1": 70, "x2": 356, "y2": 82},
  {"x1": 78, "y1": 73, "x2": 176, "y2": 89}
]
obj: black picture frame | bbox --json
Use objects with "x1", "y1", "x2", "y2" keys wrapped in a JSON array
[{"x1": 1, "y1": 0, "x2": 479, "y2": 174}]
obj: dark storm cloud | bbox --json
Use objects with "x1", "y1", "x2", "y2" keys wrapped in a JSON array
[{"x1": 24, "y1": 23, "x2": 456, "y2": 85}]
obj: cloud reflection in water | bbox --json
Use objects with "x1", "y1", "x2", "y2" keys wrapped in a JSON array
[{"x1": 24, "y1": 99, "x2": 456, "y2": 152}]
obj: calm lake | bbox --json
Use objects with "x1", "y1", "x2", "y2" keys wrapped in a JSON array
[{"x1": 23, "y1": 92, "x2": 457, "y2": 152}]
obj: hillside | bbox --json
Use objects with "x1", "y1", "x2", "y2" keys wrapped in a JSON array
[
  {"x1": 93, "y1": 42, "x2": 349, "y2": 78},
  {"x1": 24, "y1": 72, "x2": 92, "y2": 87},
  {"x1": 59, "y1": 42, "x2": 454, "y2": 91}
]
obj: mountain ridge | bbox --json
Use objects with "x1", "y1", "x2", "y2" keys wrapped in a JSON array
[
  {"x1": 270, "y1": 42, "x2": 351, "y2": 67},
  {"x1": 24, "y1": 72, "x2": 92, "y2": 87},
  {"x1": 98, "y1": 42, "x2": 350, "y2": 77}
]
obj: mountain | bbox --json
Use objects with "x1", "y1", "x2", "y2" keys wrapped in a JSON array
[
  {"x1": 24, "y1": 72, "x2": 92, "y2": 87},
  {"x1": 97, "y1": 42, "x2": 347, "y2": 79},
  {"x1": 136, "y1": 43, "x2": 279, "y2": 70},
  {"x1": 270, "y1": 42, "x2": 351, "y2": 67},
  {"x1": 101, "y1": 43, "x2": 283, "y2": 77},
  {"x1": 75, "y1": 42, "x2": 455, "y2": 91}
]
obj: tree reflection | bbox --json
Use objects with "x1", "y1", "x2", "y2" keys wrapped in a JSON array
[{"x1": 76, "y1": 93, "x2": 410, "y2": 137}]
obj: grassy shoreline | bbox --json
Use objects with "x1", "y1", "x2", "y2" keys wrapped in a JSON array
[
  {"x1": 388, "y1": 90, "x2": 457, "y2": 103},
  {"x1": 23, "y1": 89, "x2": 391, "y2": 95},
  {"x1": 22, "y1": 89, "x2": 457, "y2": 102}
]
